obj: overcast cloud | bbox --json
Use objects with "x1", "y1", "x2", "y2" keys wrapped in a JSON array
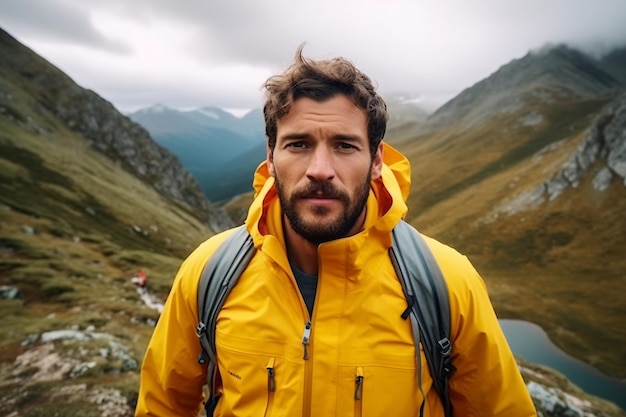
[{"x1": 1, "y1": 0, "x2": 625, "y2": 115}]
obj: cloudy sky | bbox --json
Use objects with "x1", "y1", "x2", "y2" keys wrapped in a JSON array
[{"x1": 1, "y1": 0, "x2": 625, "y2": 115}]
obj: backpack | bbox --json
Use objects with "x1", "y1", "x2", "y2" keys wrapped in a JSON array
[{"x1": 195, "y1": 220, "x2": 455, "y2": 417}]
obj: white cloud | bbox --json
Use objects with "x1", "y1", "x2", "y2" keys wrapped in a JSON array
[{"x1": 1, "y1": 0, "x2": 624, "y2": 113}]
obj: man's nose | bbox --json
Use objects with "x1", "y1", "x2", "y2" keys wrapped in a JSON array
[{"x1": 305, "y1": 147, "x2": 335, "y2": 182}]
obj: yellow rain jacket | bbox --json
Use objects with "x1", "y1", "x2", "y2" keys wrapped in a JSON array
[{"x1": 136, "y1": 144, "x2": 537, "y2": 417}]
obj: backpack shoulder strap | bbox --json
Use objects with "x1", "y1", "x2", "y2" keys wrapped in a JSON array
[
  {"x1": 195, "y1": 225, "x2": 255, "y2": 414},
  {"x1": 390, "y1": 220, "x2": 455, "y2": 417}
]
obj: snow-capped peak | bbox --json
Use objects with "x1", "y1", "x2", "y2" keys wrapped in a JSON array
[{"x1": 197, "y1": 108, "x2": 221, "y2": 120}]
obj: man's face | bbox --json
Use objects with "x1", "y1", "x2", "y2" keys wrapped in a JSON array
[{"x1": 267, "y1": 95, "x2": 383, "y2": 245}]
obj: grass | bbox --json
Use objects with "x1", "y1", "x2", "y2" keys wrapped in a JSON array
[
  {"x1": 0, "y1": 215, "x2": 175, "y2": 414},
  {"x1": 222, "y1": 190, "x2": 255, "y2": 225},
  {"x1": 395, "y1": 94, "x2": 626, "y2": 379},
  {"x1": 403, "y1": 96, "x2": 610, "y2": 211},
  {"x1": 0, "y1": 91, "x2": 216, "y2": 414}
]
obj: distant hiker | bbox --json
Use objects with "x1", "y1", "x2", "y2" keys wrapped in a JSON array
[
  {"x1": 136, "y1": 269, "x2": 148, "y2": 295},
  {"x1": 138, "y1": 269, "x2": 147, "y2": 289},
  {"x1": 132, "y1": 269, "x2": 148, "y2": 294},
  {"x1": 135, "y1": 45, "x2": 537, "y2": 416}
]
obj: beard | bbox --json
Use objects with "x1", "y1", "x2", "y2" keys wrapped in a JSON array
[{"x1": 274, "y1": 172, "x2": 372, "y2": 246}]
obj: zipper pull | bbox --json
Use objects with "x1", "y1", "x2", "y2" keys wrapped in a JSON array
[
  {"x1": 354, "y1": 367, "x2": 364, "y2": 400},
  {"x1": 301, "y1": 321, "x2": 312, "y2": 360},
  {"x1": 266, "y1": 357, "x2": 276, "y2": 392}
]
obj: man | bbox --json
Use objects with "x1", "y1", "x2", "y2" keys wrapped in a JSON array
[{"x1": 135, "y1": 46, "x2": 537, "y2": 416}]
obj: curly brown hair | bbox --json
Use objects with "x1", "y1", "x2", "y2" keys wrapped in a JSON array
[{"x1": 263, "y1": 44, "x2": 388, "y2": 157}]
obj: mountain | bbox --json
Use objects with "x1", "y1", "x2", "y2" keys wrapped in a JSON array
[
  {"x1": 597, "y1": 46, "x2": 626, "y2": 84},
  {"x1": 415, "y1": 44, "x2": 623, "y2": 135},
  {"x1": 130, "y1": 103, "x2": 262, "y2": 141},
  {"x1": 382, "y1": 94, "x2": 431, "y2": 143},
  {"x1": 129, "y1": 105, "x2": 266, "y2": 202},
  {"x1": 2, "y1": 25, "x2": 626, "y2": 415},
  {"x1": 392, "y1": 43, "x2": 626, "y2": 385},
  {"x1": 0, "y1": 27, "x2": 236, "y2": 415}
]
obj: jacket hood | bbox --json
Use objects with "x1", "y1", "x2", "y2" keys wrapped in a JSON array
[{"x1": 246, "y1": 142, "x2": 411, "y2": 246}]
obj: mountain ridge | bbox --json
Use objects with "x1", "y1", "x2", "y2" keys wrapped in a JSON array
[
  {"x1": 419, "y1": 44, "x2": 624, "y2": 134},
  {"x1": 0, "y1": 28, "x2": 233, "y2": 232},
  {"x1": 128, "y1": 103, "x2": 266, "y2": 201}
]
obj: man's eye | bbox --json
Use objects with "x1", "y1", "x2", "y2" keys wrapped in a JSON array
[
  {"x1": 338, "y1": 142, "x2": 357, "y2": 150},
  {"x1": 287, "y1": 142, "x2": 306, "y2": 149}
]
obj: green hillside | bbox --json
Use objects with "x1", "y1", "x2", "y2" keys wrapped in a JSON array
[
  {"x1": 393, "y1": 93, "x2": 626, "y2": 379},
  {"x1": 0, "y1": 95, "x2": 220, "y2": 412}
]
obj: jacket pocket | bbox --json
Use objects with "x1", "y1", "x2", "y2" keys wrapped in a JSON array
[
  {"x1": 338, "y1": 360, "x2": 424, "y2": 417},
  {"x1": 215, "y1": 330, "x2": 303, "y2": 416}
]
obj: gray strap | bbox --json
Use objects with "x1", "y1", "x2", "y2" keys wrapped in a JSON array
[
  {"x1": 390, "y1": 220, "x2": 453, "y2": 417},
  {"x1": 196, "y1": 225, "x2": 255, "y2": 409}
]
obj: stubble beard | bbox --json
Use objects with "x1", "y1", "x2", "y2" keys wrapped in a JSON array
[{"x1": 275, "y1": 172, "x2": 372, "y2": 246}]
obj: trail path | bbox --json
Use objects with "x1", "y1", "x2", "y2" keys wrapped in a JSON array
[
  {"x1": 131, "y1": 277, "x2": 164, "y2": 314},
  {"x1": 138, "y1": 288, "x2": 164, "y2": 313}
]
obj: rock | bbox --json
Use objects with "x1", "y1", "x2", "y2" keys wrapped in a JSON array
[
  {"x1": 482, "y1": 93, "x2": 626, "y2": 220},
  {"x1": 40, "y1": 329, "x2": 112, "y2": 343},
  {"x1": 20, "y1": 225, "x2": 34, "y2": 235},
  {"x1": 548, "y1": 94, "x2": 626, "y2": 193},
  {"x1": 593, "y1": 167, "x2": 613, "y2": 191},
  {"x1": 0, "y1": 285, "x2": 21, "y2": 300},
  {"x1": 70, "y1": 361, "x2": 96, "y2": 378},
  {"x1": 528, "y1": 381, "x2": 589, "y2": 417},
  {"x1": 20, "y1": 334, "x2": 38, "y2": 346}
]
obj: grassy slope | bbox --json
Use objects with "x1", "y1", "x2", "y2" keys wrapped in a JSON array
[
  {"x1": 395, "y1": 95, "x2": 626, "y2": 378},
  {"x1": 0, "y1": 106, "x2": 214, "y2": 414}
]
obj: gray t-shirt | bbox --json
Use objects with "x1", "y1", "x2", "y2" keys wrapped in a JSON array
[{"x1": 291, "y1": 264, "x2": 318, "y2": 317}]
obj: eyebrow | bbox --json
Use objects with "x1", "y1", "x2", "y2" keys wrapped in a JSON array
[
  {"x1": 279, "y1": 132, "x2": 365, "y2": 143},
  {"x1": 333, "y1": 134, "x2": 364, "y2": 143},
  {"x1": 279, "y1": 132, "x2": 310, "y2": 141}
]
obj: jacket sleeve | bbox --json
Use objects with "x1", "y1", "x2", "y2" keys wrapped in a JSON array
[
  {"x1": 430, "y1": 238, "x2": 538, "y2": 417},
  {"x1": 135, "y1": 238, "x2": 221, "y2": 417}
]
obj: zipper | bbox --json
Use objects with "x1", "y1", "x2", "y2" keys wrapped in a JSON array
[
  {"x1": 301, "y1": 320, "x2": 313, "y2": 417},
  {"x1": 301, "y1": 320, "x2": 312, "y2": 360},
  {"x1": 266, "y1": 357, "x2": 276, "y2": 392},
  {"x1": 265, "y1": 357, "x2": 276, "y2": 416},
  {"x1": 354, "y1": 367, "x2": 364, "y2": 400},
  {"x1": 354, "y1": 367, "x2": 364, "y2": 417}
]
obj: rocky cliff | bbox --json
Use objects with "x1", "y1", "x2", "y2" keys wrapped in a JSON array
[
  {"x1": 0, "y1": 28, "x2": 233, "y2": 231},
  {"x1": 487, "y1": 93, "x2": 626, "y2": 216},
  {"x1": 547, "y1": 93, "x2": 626, "y2": 195}
]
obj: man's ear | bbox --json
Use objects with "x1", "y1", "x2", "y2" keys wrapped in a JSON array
[
  {"x1": 267, "y1": 144, "x2": 275, "y2": 177},
  {"x1": 371, "y1": 142, "x2": 383, "y2": 180}
]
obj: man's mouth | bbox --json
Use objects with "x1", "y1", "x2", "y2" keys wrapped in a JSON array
[{"x1": 303, "y1": 192, "x2": 335, "y2": 199}]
